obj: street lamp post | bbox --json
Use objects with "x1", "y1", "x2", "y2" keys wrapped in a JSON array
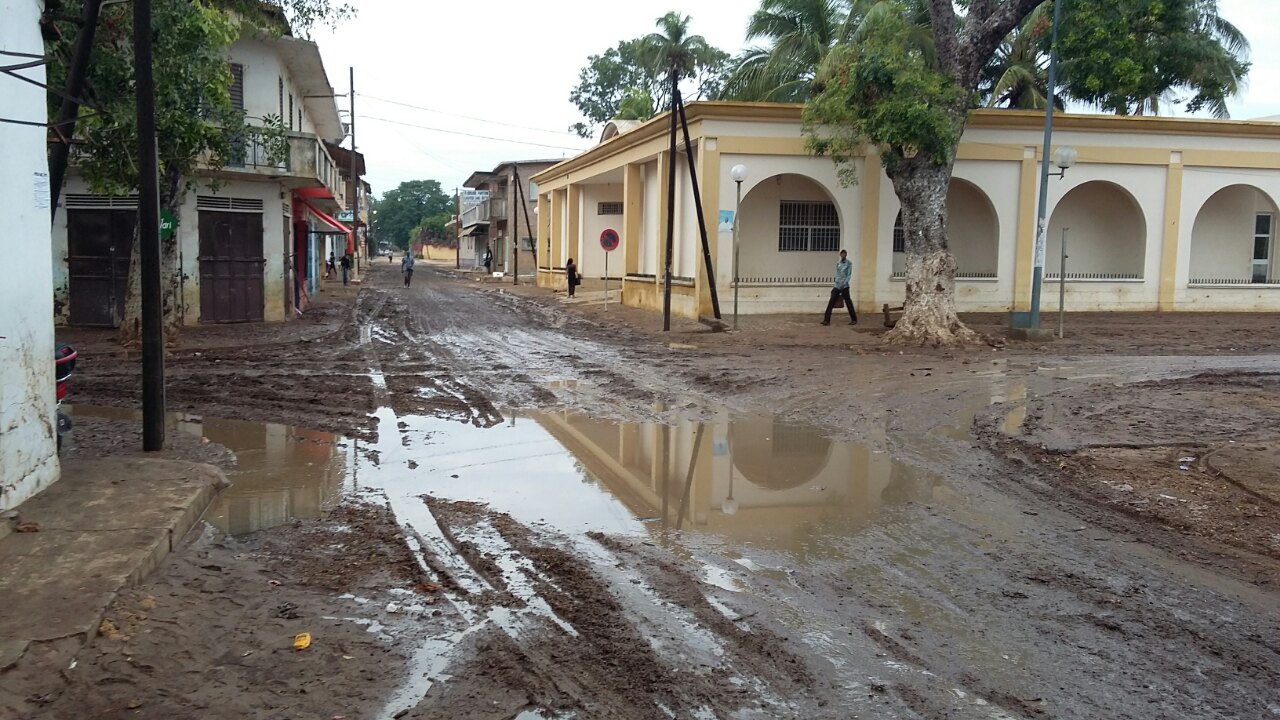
[
  {"x1": 1028, "y1": 0, "x2": 1077, "y2": 331},
  {"x1": 730, "y1": 164, "x2": 748, "y2": 330}
]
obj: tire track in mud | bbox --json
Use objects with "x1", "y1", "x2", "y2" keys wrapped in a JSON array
[{"x1": 408, "y1": 495, "x2": 832, "y2": 719}]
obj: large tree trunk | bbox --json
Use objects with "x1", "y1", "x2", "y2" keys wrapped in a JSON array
[
  {"x1": 119, "y1": 165, "x2": 185, "y2": 346},
  {"x1": 883, "y1": 157, "x2": 981, "y2": 346}
]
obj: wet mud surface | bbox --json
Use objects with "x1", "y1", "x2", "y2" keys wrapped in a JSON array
[
  {"x1": 31, "y1": 263, "x2": 1280, "y2": 718},
  {"x1": 16, "y1": 504, "x2": 436, "y2": 720}
]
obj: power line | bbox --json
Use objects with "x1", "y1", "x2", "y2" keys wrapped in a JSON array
[
  {"x1": 363, "y1": 115, "x2": 588, "y2": 151},
  {"x1": 361, "y1": 93, "x2": 577, "y2": 138}
]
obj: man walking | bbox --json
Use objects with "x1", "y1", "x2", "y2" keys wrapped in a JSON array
[
  {"x1": 482, "y1": 246, "x2": 493, "y2": 274},
  {"x1": 821, "y1": 249, "x2": 857, "y2": 326},
  {"x1": 401, "y1": 250, "x2": 415, "y2": 287},
  {"x1": 340, "y1": 253, "x2": 352, "y2": 286}
]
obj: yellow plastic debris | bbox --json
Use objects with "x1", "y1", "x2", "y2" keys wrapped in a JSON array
[{"x1": 293, "y1": 632, "x2": 311, "y2": 651}]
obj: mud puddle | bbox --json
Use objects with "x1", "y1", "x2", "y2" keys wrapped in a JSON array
[{"x1": 68, "y1": 403, "x2": 952, "y2": 557}]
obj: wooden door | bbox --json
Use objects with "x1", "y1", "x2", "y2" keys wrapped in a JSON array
[
  {"x1": 67, "y1": 209, "x2": 135, "y2": 327},
  {"x1": 198, "y1": 211, "x2": 264, "y2": 323}
]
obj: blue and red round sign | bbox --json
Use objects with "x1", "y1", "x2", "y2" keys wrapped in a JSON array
[{"x1": 600, "y1": 228, "x2": 620, "y2": 252}]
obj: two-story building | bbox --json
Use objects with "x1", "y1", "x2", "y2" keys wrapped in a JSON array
[
  {"x1": 458, "y1": 160, "x2": 557, "y2": 276},
  {"x1": 2, "y1": 0, "x2": 59, "y2": 508},
  {"x1": 52, "y1": 30, "x2": 350, "y2": 326}
]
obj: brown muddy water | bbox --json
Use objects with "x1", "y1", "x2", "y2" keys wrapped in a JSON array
[{"x1": 68, "y1": 403, "x2": 960, "y2": 560}]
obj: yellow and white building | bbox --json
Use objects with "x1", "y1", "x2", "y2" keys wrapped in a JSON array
[{"x1": 531, "y1": 102, "x2": 1280, "y2": 318}]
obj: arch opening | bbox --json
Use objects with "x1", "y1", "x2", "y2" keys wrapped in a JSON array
[
  {"x1": 737, "y1": 174, "x2": 844, "y2": 284},
  {"x1": 1046, "y1": 181, "x2": 1146, "y2": 280},
  {"x1": 1189, "y1": 185, "x2": 1280, "y2": 285},
  {"x1": 890, "y1": 179, "x2": 999, "y2": 279}
]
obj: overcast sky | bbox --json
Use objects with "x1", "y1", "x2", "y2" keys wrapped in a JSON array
[{"x1": 308, "y1": 0, "x2": 1278, "y2": 198}]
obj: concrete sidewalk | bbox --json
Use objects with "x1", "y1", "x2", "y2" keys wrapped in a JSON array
[{"x1": 0, "y1": 457, "x2": 225, "y2": 674}]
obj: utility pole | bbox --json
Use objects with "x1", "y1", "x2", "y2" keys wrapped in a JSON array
[
  {"x1": 134, "y1": 0, "x2": 164, "y2": 450},
  {"x1": 347, "y1": 66, "x2": 358, "y2": 276},
  {"x1": 662, "y1": 73, "x2": 678, "y2": 332},
  {"x1": 455, "y1": 187, "x2": 461, "y2": 269},
  {"x1": 510, "y1": 168, "x2": 518, "y2": 285},
  {"x1": 48, "y1": 0, "x2": 104, "y2": 222}
]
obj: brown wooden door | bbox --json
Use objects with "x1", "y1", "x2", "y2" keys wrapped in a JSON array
[
  {"x1": 67, "y1": 209, "x2": 136, "y2": 327},
  {"x1": 198, "y1": 211, "x2": 264, "y2": 323}
]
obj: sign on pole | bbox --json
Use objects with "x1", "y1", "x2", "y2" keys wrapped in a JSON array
[
  {"x1": 600, "y1": 228, "x2": 619, "y2": 306},
  {"x1": 600, "y1": 228, "x2": 620, "y2": 252}
]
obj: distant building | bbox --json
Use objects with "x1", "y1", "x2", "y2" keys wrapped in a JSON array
[
  {"x1": 1, "y1": 0, "x2": 59, "y2": 507},
  {"x1": 458, "y1": 160, "x2": 558, "y2": 274},
  {"x1": 533, "y1": 102, "x2": 1280, "y2": 317},
  {"x1": 52, "y1": 31, "x2": 350, "y2": 326}
]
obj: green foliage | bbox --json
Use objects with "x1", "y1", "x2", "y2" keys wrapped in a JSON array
[
  {"x1": 412, "y1": 213, "x2": 455, "y2": 248},
  {"x1": 252, "y1": 113, "x2": 292, "y2": 167},
  {"x1": 47, "y1": 0, "x2": 242, "y2": 199},
  {"x1": 1057, "y1": 0, "x2": 1249, "y2": 118},
  {"x1": 372, "y1": 180, "x2": 454, "y2": 250},
  {"x1": 803, "y1": 5, "x2": 963, "y2": 183},
  {"x1": 979, "y1": 4, "x2": 1059, "y2": 110},
  {"x1": 568, "y1": 14, "x2": 728, "y2": 138},
  {"x1": 45, "y1": 0, "x2": 354, "y2": 202},
  {"x1": 722, "y1": 0, "x2": 934, "y2": 103}
]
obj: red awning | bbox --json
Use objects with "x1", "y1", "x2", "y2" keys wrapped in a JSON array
[
  {"x1": 302, "y1": 201, "x2": 354, "y2": 254},
  {"x1": 303, "y1": 201, "x2": 351, "y2": 234}
]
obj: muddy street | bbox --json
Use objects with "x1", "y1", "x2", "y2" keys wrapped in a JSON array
[{"x1": 33, "y1": 263, "x2": 1280, "y2": 719}]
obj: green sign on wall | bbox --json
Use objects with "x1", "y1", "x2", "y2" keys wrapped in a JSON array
[{"x1": 160, "y1": 210, "x2": 178, "y2": 241}]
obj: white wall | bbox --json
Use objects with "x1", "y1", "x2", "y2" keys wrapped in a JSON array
[
  {"x1": 1, "y1": 0, "x2": 59, "y2": 509},
  {"x1": 639, "y1": 161, "x2": 659, "y2": 276},
  {"x1": 579, "y1": 184, "x2": 624, "y2": 278},
  {"x1": 675, "y1": 153, "x2": 699, "y2": 279},
  {"x1": 230, "y1": 39, "x2": 316, "y2": 134}
]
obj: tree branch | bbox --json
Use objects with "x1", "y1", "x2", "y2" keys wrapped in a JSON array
[
  {"x1": 957, "y1": 0, "x2": 1048, "y2": 87},
  {"x1": 927, "y1": 0, "x2": 961, "y2": 79}
]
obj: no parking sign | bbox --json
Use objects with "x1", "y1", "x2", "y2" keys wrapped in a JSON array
[{"x1": 600, "y1": 228, "x2": 620, "y2": 252}]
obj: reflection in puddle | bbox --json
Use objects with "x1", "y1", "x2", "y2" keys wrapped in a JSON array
[
  {"x1": 68, "y1": 405, "x2": 349, "y2": 535},
  {"x1": 68, "y1": 404, "x2": 938, "y2": 559}
]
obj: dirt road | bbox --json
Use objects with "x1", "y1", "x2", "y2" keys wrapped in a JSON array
[{"x1": 31, "y1": 263, "x2": 1280, "y2": 719}]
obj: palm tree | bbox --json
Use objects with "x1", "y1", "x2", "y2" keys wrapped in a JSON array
[
  {"x1": 636, "y1": 12, "x2": 717, "y2": 110},
  {"x1": 722, "y1": 0, "x2": 847, "y2": 102},
  {"x1": 981, "y1": 5, "x2": 1059, "y2": 110},
  {"x1": 722, "y1": 0, "x2": 934, "y2": 103}
]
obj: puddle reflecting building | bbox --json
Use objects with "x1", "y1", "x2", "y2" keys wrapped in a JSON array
[{"x1": 536, "y1": 410, "x2": 924, "y2": 551}]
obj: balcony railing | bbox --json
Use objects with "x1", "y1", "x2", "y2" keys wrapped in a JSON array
[
  {"x1": 216, "y1": 127, "x2": 343, "y2": 200},
  {"x1": 461, "y1": 202, "x2": 490, "y2": 226},
  {"x1": 488, "y1": 197, "x2": 507, "y2": 218}
]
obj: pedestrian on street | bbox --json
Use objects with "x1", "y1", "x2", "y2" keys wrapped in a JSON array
[
  {"x1": 483, "y1": 247, "x2": 493, "y2": 274},
  {"x1": 402, "y1": 251, "x2": 415, "y2": 287},
  {"x1": 565, "y1": 258, "x2": 578, "y2": 297},
  {"x1": 326, "y1": 252, "x2": 336, "y2": 279},
  {"x1": 821, "y1": 249, "x2": 857, "y2": 326},
  {"x1": 340, "y1": 253, "x2": 352, "y2": 286}
]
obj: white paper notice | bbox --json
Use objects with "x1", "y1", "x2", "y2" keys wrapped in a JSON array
[{"x1": 33, "y1": 171, "x2": 50, "y2": 209}]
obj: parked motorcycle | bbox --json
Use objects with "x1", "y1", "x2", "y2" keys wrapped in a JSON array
[{"x1": 55, "y1": 343, "x2": 76, "y2": 453}]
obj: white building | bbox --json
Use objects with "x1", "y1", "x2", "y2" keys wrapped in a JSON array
[
  {"x1": 1, "y1": 0, "x2": 58, "y2": 508},
  {"x1": 52, "y1": 32, "x2": 350, "y2": 327},
  {"x1": 533, "y1": 102, "x2": 1280, "y2": 319}
]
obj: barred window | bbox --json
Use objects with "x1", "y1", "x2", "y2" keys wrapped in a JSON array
[
  {"x1": 778, "y1": 201, "x2": 839, "y2": 252},
  {"x1": 598, "y1": 201, "x2": 623, "y2": 215},
  {"x1": 892, "y1": 211, "x2": 905, "y2": 253}
]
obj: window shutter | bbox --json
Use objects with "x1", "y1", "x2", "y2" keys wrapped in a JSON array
[{"x1": 229, "y1": 63, "x2": 244, "y2": 111}]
